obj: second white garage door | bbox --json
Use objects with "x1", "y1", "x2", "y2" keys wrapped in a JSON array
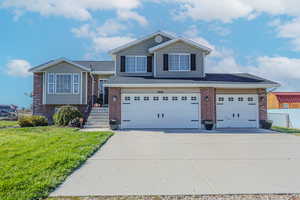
[
  {"x1": 216, "y1": 94, "x2": 259, "y2": 128},
  {"x1": 121, "y1": 94, "x2": 200, "y2": 129}
]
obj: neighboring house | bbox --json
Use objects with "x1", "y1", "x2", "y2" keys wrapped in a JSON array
[
  {"x1": 0, "y1": 105, "x2": 18, "y2": 120},
  {"x1": 268, "y1": 92, "x2": 300, "y2": 109},
  {"x1": 29, "y1": 31, "x2": 280, "y2": 129}
]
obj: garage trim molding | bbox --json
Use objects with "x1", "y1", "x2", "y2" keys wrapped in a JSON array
[{"x1": 105, "y1": 83, "x2": 280, "y2": 89}]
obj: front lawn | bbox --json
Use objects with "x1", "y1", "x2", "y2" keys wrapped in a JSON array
[
  {"x1": 0, "y1": 120, "x2": 18, "y2": 128},
  {"x1": 272, "y1": 126, "x2": 300, "y2": 135},
  {"x1": 0, "y1": 126, "x2": 113, "y2": 200}
]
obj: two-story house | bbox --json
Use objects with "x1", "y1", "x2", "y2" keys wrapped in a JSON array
[{"x1": 29, "y1": 31, "x2": 280, "y2": 129}]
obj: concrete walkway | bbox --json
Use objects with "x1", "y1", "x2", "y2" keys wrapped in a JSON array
[{"x1": 51, "y1": 130, "x2": 300, "y2": 196}]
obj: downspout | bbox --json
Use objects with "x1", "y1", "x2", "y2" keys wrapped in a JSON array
[
  {"x1": 89, "y1": 65, "x2": 95, "y2": 105},
  {"x1": 267, "y1": 87, "x2": 277, "y2": 94}
]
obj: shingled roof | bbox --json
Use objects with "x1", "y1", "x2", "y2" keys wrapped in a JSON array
[
  {"x1": 106, "y1": 73, "x2": 279, "y2": 88},
  {"x1": 272, "y1": 92, "x2": 300, "y2": 103},
  {"x1": 73, "y1": 61, "x2": 114, "y2": 72}
]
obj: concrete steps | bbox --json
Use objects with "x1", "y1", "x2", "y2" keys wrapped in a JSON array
[{"x1": 84, "y1": 107, "x2": 109, "y2": 129}]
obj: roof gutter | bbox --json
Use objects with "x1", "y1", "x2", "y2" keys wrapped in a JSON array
[
  {"x1": 104, "y1": 83, "x2": 281, "y2": 89},
  {"x1": 91, "y1": 71, "x2": 115, "y2": 75}
]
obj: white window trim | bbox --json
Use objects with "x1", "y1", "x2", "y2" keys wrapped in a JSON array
[
  {"x1": 55, "y1": 73, "x2": 73, "y2": 94},
  {"x1": 48, "y1": 73, "x2": 55, "y2": 94},
  {"x1": 73, "y1": 73, "x2": 80, "y2": 95},
  {"x1": 125, "y1": 55, "x2": 147, "y2": 73},
  {"x1": 47, "y1": 73, "x2": 81, "y2": 95},
  {"x1": 168, "y1": 53, "x2": 191, "y2": 72}
]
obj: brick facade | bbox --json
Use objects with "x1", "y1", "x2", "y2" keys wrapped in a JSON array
[
  {"x1": 33, "y1": 73, "x2": 43, "y2": 115},
  {"x1": 32, "y1": 70, "x2": 267, "y2": 128},
  {"x1": 32, "y1": 72, "x2": 88, "y2": 123},
  {"x1": 201, "y1": 88, "x2": 216, "y2": 124},
  {"x1": 37, "y1": 105, "x2": 87, "y2": 123},
  {"x1": 87, "y1": 74, "x2": 93, "y2": 104},
  {"x1": 94, "y1": 77, "x2": 99, "y2": 97},
  {"x1": 108, "y1": 87, "x2": 121, "y2": 122},
  {"x1": 258, "y1": 88, "x2": 268, "y2": 122}
]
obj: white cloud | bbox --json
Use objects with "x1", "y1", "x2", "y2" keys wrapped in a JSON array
[
  {"x1": 173, "y1": 0, "x2": 253, "y2": 23},
  {"x1": 183, "y1": 25, "x2": 214, "y2": 49},
  {"x1": 1, "y1": 0, "x2": 146, "y2": 24},
  {"x1": 72, "y1": 20, "x2": 135, "y2": 55},
  {"x1": 274, "y1": 18, "x2": 300, "y2": 51},
  {"x1": 117, "y1": 10, "x2": 148, "y2": 26},
  {"x1": 72, "y1": 24, "x2": 95, "y2": 38},
  {"x1": 96, "y1": 19, "x2": 127, "y2": 35},
  {"x1": 208, "y1": 24, "x2": 231, "y2": 36},
  {"x1": 206, "y1": 48, "x2": 300, "y2": 91},
  {"x1": 92, "y1": 36, "x2": 135, "y2": 52},
  {"x1": 5, "y1": 59, "x2": 31, "y2": 77},
  {"x1": 172, "y1": 0, "x2": 300, "y2": 23}
]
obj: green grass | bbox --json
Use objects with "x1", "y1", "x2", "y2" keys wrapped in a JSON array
[
  {"x1": 0, "y1": 126, "x2": 113, "y2": 200},
  {"x1": 272, "y1": 126, "x2": 300, "y2": 135},
  {"x1": 0, "y1": 120, "x2": 18, "y2": 128}
]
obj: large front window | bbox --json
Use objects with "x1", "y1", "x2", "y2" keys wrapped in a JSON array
[
  {"x1": 48, "y1": 73, "x2": 80, "y2": 94},
  {"x1": 125, "y1": 56, "x2": 147, "y2": 72},
  {"x1": 169, "y1": 54, "x2": 190, "y2": 71},
  {"x1": 56, "y1": 74, "x2": 72, "y2": 93}
]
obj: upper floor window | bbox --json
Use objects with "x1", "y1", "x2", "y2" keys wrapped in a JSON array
[
  {"x1": 125, "y1": 56, "x2": 147, "y2": 73},
  {"x1": 169, "y1": 54, "x2": 190, "y2": 71},
  {"x1": 48, "y1": 73, "x2": 80, "y2": 94}
]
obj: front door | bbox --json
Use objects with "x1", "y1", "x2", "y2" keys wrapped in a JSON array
[{"x1": 99, "y1": 80, "x2": 108, "y2": 105}]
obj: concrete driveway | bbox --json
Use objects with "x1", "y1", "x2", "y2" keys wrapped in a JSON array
[{"x1": 51, "y1": 130, "x2": 300, "y2": 196}]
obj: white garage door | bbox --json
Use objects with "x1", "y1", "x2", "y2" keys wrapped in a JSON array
[
  {"x1": 216, "y1": 94, "x2": 259, "y2": 128},
  {"x1": 121, "y1": 94, "x2": 200, "y2": 129}
]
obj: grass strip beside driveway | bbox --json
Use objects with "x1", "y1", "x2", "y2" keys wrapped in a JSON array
[
  {"x1": 0, "y1": 126, "x2": 113, "y2": 200},
  {"x1": 0, "y1": 120, "x2": 18, "y2": 128},
  {"x1": 272, "y1": 126, "x2": 300, "y2": 135}
]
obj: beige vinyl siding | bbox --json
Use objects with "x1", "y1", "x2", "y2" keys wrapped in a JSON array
[
  {"x1": 44, "y1": 62, "x2": 88, "y2": 105},
  {"x1": 116, "y1": 35, "x2": 171, "y2": 76},
  {"x1": 216, "y1": 88, "x2": 259, "y2": 94},
  {"x1": 154, "y1": 41, "x2": 205, "y2": 78}
]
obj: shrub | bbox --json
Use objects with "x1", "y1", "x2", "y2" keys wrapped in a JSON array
[
  {"x1": 109, "y1": 119, "x2": 120, "y2": 130},
  {"x1": 68, "y1": 117, "x2": 81, "y2": 128},
  {"x1": 261, "y1": 120, "x2": 273, "y2": 129},
  {"x1": 53, "y1": 106, "x2": 82, "y2": 126},
  {"x1": 31, "y1": 116, "x2": 48, "y2": 126},
  {"x1": 18, "y1": 115, "x2": 48, "y2": 127},
  {"x1": 18, "y1": 116, "x2": 34, "y2": 127}
]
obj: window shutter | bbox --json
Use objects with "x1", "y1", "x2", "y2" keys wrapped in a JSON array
[
  {"x1": 191, "y1": 54, "x2": 196, "y2": 71},
  {"x1": 120, "y1": 56, "x2": 126, "y2": 72},
  {"x1": 147, "y1": 56, "x2": 152, "y2": 72},
  {"x1": 163, "y1": 54, "x2": 169, "y2": 71}
]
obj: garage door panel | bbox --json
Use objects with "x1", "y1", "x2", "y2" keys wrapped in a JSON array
[
  {"x1": 216, "y1": 94, "x2": 259, "y2": 128},
  {"x1": 121, "y1": 94, "x2": 200, "y2": 129}
]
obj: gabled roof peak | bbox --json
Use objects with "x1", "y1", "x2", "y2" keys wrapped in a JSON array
[
  {"x1": 109, "y1": 31, "x2": 176, "y2": 55},
  {"x1": 149, "y1": 37, "x2": 213, "y2": 54},
  {"x1": 29, "y1": 58, "x2": 91, "y2": 72}
]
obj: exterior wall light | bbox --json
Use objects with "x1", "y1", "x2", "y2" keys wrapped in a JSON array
[
  {"x1": 112, "y1": 96, "x2": 117, "y2": 102},
  {"x1": 205, "y1": 96, "x2": 209, "y2": 102}
]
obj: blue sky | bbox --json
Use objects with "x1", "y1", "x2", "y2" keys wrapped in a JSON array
[{"x1": 1, "y1": 0, "x2": 300, "y2": 108}]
